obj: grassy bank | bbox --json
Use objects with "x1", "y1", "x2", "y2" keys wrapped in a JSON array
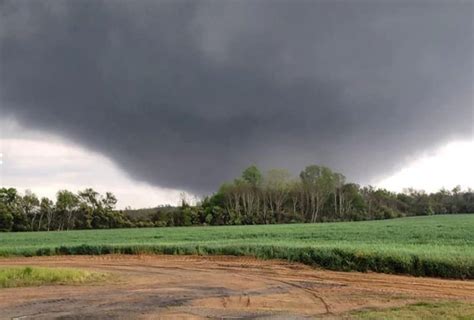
[
  {"x1": 0, "y1": 214, "x2": 472, "y2": 279},
  {"x1": 350, "y1": 301, "x2": 474, "y2": 319},
  {"x1": 0, "y1": 266, "x2": 107, "y2": 288}
]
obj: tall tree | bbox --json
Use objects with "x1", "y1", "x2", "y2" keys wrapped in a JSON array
[
  {"x1": 241, "y1": 165, "x2": 262, "y2": 187},
  {"x1": 264, "y1": 169, "x2": 291, "y2": 222},
  {"x1": 300, "y1": 165, "x2": 336, "y2": 222},
  {"x1": 0, "y1": 203, "x2": 14, "y2": 231},
  {"x1": 56, "y1": 190, "x2": 79, "y2": 230},
  {"x1": 333, "y1": 173, "x2": 346, "y2": 218},
  {"x1": 20, "y1": 190, "x2": 40, "y2": 231},
  {"x1": 240, "y1": 166, "x2": 262, "y2": 222},
  {"x1": 39, "y1": 197, "x2": 54, "y2": 231}
]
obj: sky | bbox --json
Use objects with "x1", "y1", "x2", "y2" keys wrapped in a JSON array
[
  {"x1": 0, "y1": 1, "x2": 473, "y2": 208},
  {"x1": 0, "y1": 118, "x2": 187, "y2": 208}
]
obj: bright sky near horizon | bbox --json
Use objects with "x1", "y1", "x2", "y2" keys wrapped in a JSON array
[
  {"x1": 374, "y1": 140, "x2": 474, "y2": 193},
  {"x1": 1, "y1": 120, "x2": 472, "y2": 209},
  {"x1": 0, "y1": 120, "x2": 186, "y2": 209}
]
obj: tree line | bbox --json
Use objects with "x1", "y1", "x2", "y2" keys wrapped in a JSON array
[
  {"x1": 0, "y1": 188, "x2": 131, "y2": 231},
  {"x1": 1, "y1": 164, "x2": 473, "y2": 231},
  {"x1": 146, "y1": 165, "x2": 474, "y2": 227}
]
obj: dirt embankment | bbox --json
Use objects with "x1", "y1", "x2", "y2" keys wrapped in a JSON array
[{"x1": 0, "y1": 255, "x2": 473, "y2": 319}]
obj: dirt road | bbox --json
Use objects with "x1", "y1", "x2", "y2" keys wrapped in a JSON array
[{"x1": 0, "y1": 255, "x2": 473, "y2": 319}]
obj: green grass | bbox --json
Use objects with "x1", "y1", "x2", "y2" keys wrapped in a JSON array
[
  {"x1": 0, "y1": 266, "x2": 107, "y2": 288},
  {"x1": 349, "y1": 301, "x2": 474, "y2": 319},
  {"x1": 0, "y1": 214, "x2": 472, "y2": 279}
]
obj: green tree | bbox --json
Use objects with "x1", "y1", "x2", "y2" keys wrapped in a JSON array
[
  {"x1": 20, "y1": 190, "x2": 40, "y2": 231},
  {"x1": 300, "y1": 165, "x2": 336, "y2": 222},
  {"x1": 0, "y1": 188, "x2": 18, "y2": 231},
  {"x1": 56, "y1": 190, "x2": 79, "y2": 230},
  {"x1": 0, "y1": 203, "x2": 14, "y2": 231},
  {"x1": 263, "y1": 169, "x2": 291, "y2": 223},
  {"x1": 38, "y1": 197, "x2": 54, "y2": 231},
  {"x1": 241, "y1": 165, "x2": 262, "y2": 187}
]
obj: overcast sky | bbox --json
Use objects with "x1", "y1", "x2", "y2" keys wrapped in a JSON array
[{"x1": 0, "y1": 0, "x2": 473, "y2": 208}]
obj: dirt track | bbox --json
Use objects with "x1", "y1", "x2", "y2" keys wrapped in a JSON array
[{"x1": 0, "y1": 255, "x2": 473, "y2": 319}]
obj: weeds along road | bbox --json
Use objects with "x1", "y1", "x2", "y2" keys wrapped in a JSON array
[{"x1": 0, "y1": 255, "x2": 473, "y2": 319}]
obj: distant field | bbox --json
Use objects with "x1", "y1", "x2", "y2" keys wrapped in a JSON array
[{"x1": 0, "y1": 214, "x2": 472, "y2": 279}]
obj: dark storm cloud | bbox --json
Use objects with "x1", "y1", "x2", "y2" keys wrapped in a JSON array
[{"x1": 0, "y1": 0, "x2": 472, "y2": 193}]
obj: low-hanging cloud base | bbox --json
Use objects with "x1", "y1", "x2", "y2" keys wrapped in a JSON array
[{"x1": 1, "y1": 1, "x2": 472, "y2": 194}]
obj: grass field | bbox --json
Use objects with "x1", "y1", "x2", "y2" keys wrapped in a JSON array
[
  {"x1": 0, "y1": 266, "x2": 107, "y2": 288},
  {"x1": 350, "y1": 301, "x2": 474, "y2": 319},
  {"x1": 0, "y1": 214, "x2": 472, "y2": 279}
]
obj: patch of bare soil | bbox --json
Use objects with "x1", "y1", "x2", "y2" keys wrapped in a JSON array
[{"x1": 0, "y1": 255, "x2": 472, "y2": 319}]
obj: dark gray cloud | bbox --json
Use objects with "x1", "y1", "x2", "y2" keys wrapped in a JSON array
[{"x1": 1, "y1": 0, "x2": 472, "y2": 193}]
